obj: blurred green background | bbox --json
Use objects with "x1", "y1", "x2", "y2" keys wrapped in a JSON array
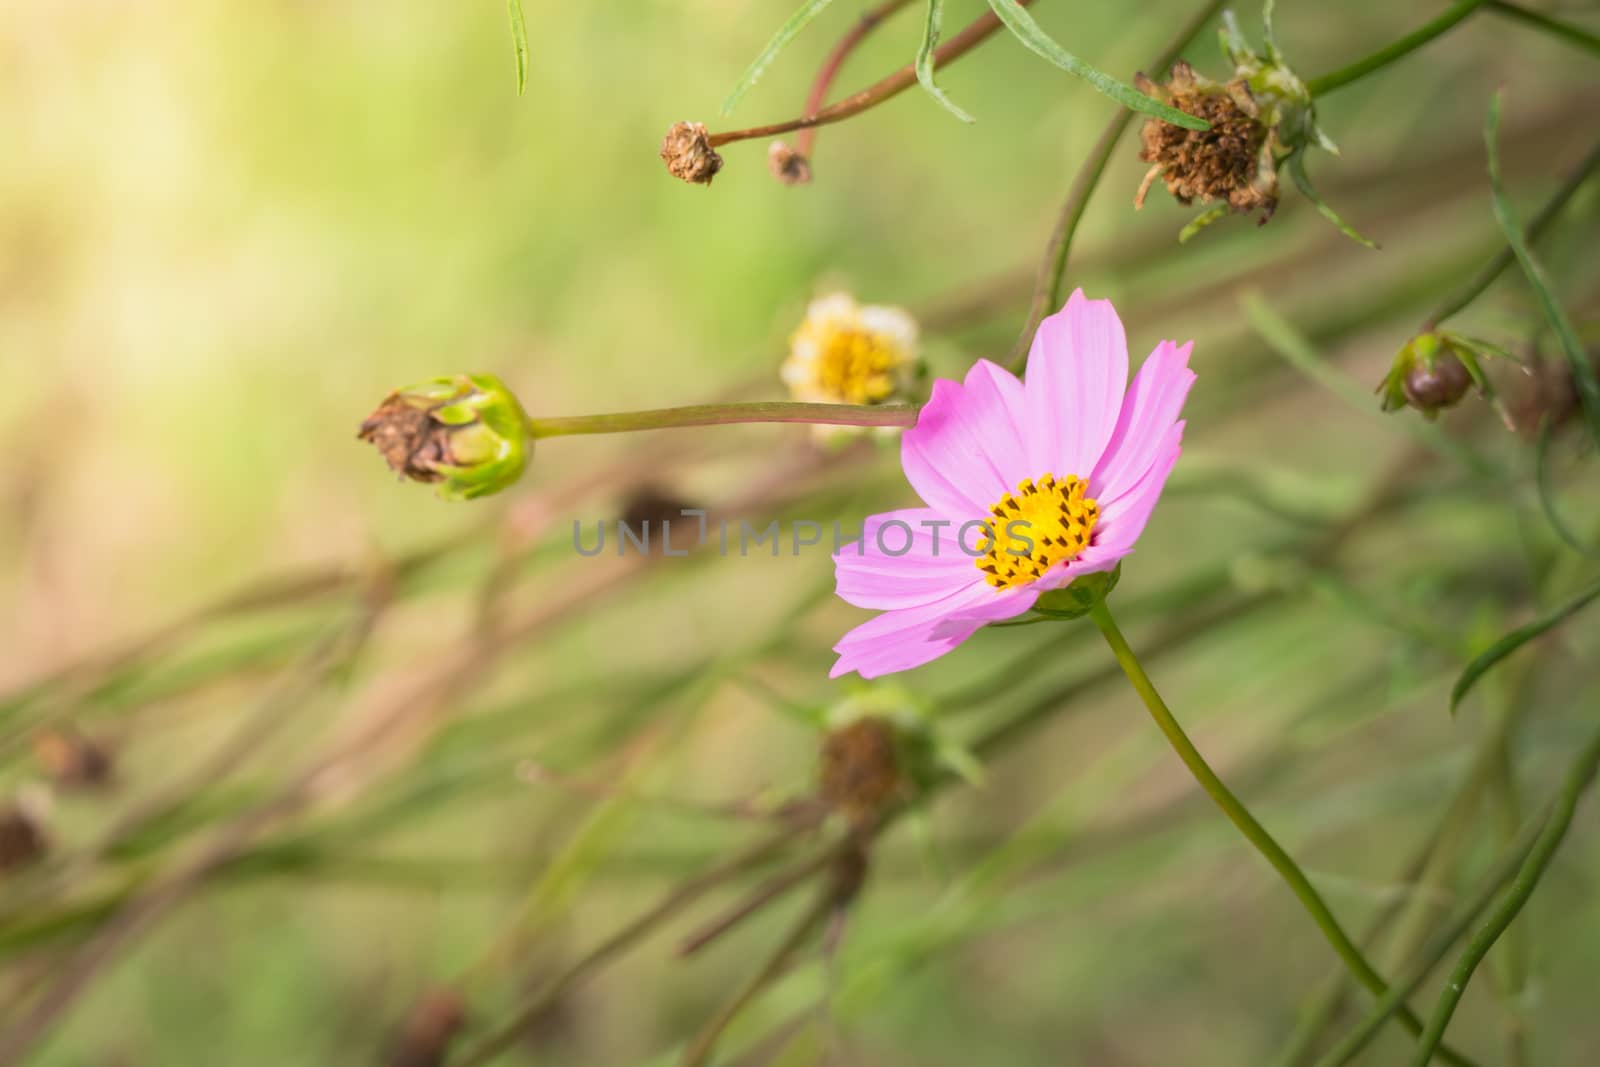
[{"x1": 2, "y1": 1, "x2": 1598, "y2": 1064}]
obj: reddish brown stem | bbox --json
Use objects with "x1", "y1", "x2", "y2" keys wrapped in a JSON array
[
  {"x1": 792, "y1": 0, "x2": 914, "y2": 161},
  {"x1": 706, "y1": 0, "x2": 1035, "y2": 148}
]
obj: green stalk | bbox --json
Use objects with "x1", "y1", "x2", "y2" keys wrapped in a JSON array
[
  {"x1": 1087, "y1": 600, "x2": 1480, "y2": 1067},
  {"x1": 1307, "y1": 0, "x2": 1490, "y2": 96},
  {"x1": 1406, "y1": 719, "x2": 1600, "y2": 1066},
  {"x1": 1487, "y1": 0, "x2": 1600, "y2": 58},
  {"x1": 524, "y1": 401, "x2": 918, "y2": 438},
  {"x1": 1424, "y1": 135, "x2": 1600, "y2": 329}
]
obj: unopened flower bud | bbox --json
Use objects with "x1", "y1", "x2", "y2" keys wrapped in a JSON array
[
  {"x1": 386, "y1": 988, "x2": 467, "y2": 1067},
  {"x1": 660, "y1": 121, "x2": 724, "y2": 185},
  {"x1": 0, "y1": 795, "x2": 49, "y2": 874},
  {"x1": 32, "y1": 727, "x2": 113, "y2": 789},
  {"x1": 767, "y1": 141, "x2": 812, "y2": 186},
  {"x1": 818, "y1": 717, "x2": 901, "y2": 828},
  {"x1": 358, "y1": 374, "x2": 530, "y2": 500},
  {"x1": 1379, "y1": 333, "x2": 1474, "y2": 418}
]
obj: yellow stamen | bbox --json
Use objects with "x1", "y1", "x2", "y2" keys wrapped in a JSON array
[
  {"x1": 812, "y1": 327, "x2": 901, "y2": 405},
  {"x1": 975, "y1": 473, "x2": 1099, "y2": 590}
]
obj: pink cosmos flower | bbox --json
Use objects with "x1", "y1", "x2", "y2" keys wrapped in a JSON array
[{"x1": 830, "y1": 290, "x2": 1194, "y2": 679}]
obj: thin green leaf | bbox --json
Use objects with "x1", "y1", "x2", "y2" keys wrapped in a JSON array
[
  {"x1": 1262, "y1": 0, "x2": 1284, "y2": 61},
  {"x1": 507, "y1": 0, "x2": 529, "y2": 95},
  {"x1": 916, "y1": 0, "x2": 976, "y2": 123},
  {"x1": 1287, "y1": 151, "x2": 1379, "y2": 248},
  {"x1": 1535, "y1": 418, "x2": 1600, "y2": 558},
  {"x1": 1486, "y1": 91, "x2": 1600, "y2": 450},
  {"x1": 723, "y1": 0, "x2": 840, "y2": 116},
  {"x1": 1451, "y1": 577, "x2": 1600, "y2": 711},
  {"x1": 984, "y1": 0, "x2": 1210, "y2": 131}
]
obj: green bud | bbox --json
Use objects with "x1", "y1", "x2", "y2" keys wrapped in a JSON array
[
  {"x1": 1034, "y1": 564, "x2": 1121, "y2": 619},
  {"x1": 1379, "y1": 334, "x2": 1474, "y2": 418},
  {"x1": 358, "y1": 373, "x2": 530, "y2": 500}
]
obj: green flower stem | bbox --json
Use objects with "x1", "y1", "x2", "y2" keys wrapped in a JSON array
[
  {"x1": 1010, "y1": 0, "x2": 1230, "y2": 370},
  {"x1": 1486, "y1": 0, "x2": 1600, "y2": 58},
  {"x1": 1424, "y1": 134, "x2": 1600, "y2": 329},
  {"x1": 1406, "y1": 719, "x2": 1600, "y2": 1067},
  {"x1": 523, "y1": 401, "x2": 918, "y2": 438},
  {"x1": 1306, "y1": 0, "x2": 1489, "y2": 97},
  {"x1": 1086, "y1": 600, "x2": 1480, "y2": 1067}
]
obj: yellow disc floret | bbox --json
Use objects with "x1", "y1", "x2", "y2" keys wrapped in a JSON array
[
  {"x1": 782, "y1": 294, "x2": 917, "y2": 407},
  {"x1": 976, "y1": 473, "x2": 1099, "y2": 590}
]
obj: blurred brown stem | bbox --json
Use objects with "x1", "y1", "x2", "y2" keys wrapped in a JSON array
[{"x1": 789, "y1": 0, "x2": 915, "y2": 165}]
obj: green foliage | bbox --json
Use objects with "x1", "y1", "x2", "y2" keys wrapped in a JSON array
[
  {"x1": 1451, "y1": 578, "x2": 1600, "y2": 711},
  {"x1": 983, "y1": 0, "x2": 1210, "y2": 130},
  {"x1": 507, "y1": 0, "x2": 529, "y2": 94},
  {"x1": 915, "y1": 0, "x2": 975, "y2": 123},
  {"x1": 722, "y1": 0, "x2": 841, "y2": 116}
]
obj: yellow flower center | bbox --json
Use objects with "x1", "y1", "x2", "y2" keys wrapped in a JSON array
[
  {"x1": 975, "y1": 473, "x2": 1099, "y2": 590},
  {"x1": 814, "y1": 327, "x2": 901, "y2": 404}
]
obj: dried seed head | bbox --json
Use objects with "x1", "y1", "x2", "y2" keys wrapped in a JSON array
[
  {"x1": 660, "y1": 121, "x2": 724, "y2": 185},
  {"x1": 387, "y1": 988, "x2": 467, "y2": 1067},
  {"x1": 767, "y1": 141, "x2": 812, "y2": 186},
  {"x1": 1137, "y1": 62, "x2": 1277, "y2": 222},
  {"x1": 819, "y1": 717, "x2": 901, "y2": 827},
  {"x1": 32, "y1": 728, "x2": 113, "y2": 789},
  {"x1": 0, "y1": 801, "x2": 48, "y2": 874},
  {"x1": 358, "y1": 374, "x2": 530, "y2": 501}
]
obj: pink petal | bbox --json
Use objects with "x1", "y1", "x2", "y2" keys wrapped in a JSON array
[
  {"x1": 1024, "y1": 290, "x2": 1129, "y2": 480},
  {"x1": 834, "y1": 508, "x2": 986, "y2": 610},
  {"x1": 901, "y1": 365, "x2": 1027, "y2": 519},
  {"x1": 830, "y1": 579, "x2": 1012, "y2": 679},
  {"x1": 1094, "y1": 422, "x2": 1184, "y2": 555},
  {"x1": 1092, "y1": 339, "x2": 1194, "y2": 505}
]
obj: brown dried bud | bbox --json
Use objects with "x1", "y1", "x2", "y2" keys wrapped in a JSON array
[
  {"x1": 33, "y1": 728, "x2": 113, "y2": 789},
  {"x1": 1136, "y1": 62, "x2": 1277, "y2": 222},
  {"x1": 767, "y1": 141, "x2": 812, "y2": 186},
  {"x1": 386, "y1": 988, "x2": 467, "y2": 1067},
  {"x1": 819, "y1": 718, "x2": 900, "y2": 827},
  {"x1": 1402, "y1": 349, "x2": 1473, "y2": 413},
  {"x1": 0, "y1": 803, "x2": 47, "y2": 874},
  {"x1": 660, "y1": 121, "x2": 723, "y2": 185}
]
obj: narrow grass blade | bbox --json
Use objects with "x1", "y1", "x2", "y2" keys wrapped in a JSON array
[
  {"x1": 723, "y1": 0, "x2": 840, "y2": 116},
  {"x1": 1535, "y1": 419, "x2": 1600, "y2": 558},
  {"x1": 507, "y1": 0, "x2": 529, "y2": 95},
  {"x1": 984, "y1": 0, "x2": 1210, "y2": 131},
  {"x1": 1288, "y1": 151, "x2": 1379, "y2": 249},
  {"x1": 1451, "y1": 578, "x2": 1600, "y2": 711},
  {"x1": 1486, "y1": 92, "x2": 1600, "y2": 450},
  {"x1": 916, "y1": 0, "x2": 976, "y2": 123}
]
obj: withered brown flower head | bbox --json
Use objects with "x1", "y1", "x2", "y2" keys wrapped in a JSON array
[
  {"x1": 1136, "y1": 61, "x2": 1277, "y2": 223},
  {"x1": 660, "y1": 121, "x2": 724, "y2": 185},
  {"x1": 767, "y1": 141, "x2": 812, "y2": 186},
  {"x1": 359, "y1": 396, "x2": 453, "y2": 485},
  {"x1": 819, "y1": 717, "x2": 901, "y2": 827}
]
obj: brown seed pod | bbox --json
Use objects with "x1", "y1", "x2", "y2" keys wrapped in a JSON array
[
  {"x1": 766, "y1": 141, "x2": 812, "y2": 186},
  {"x1": 32, "y1": 728, "x2": 114, "y2": 789},
  {"x1": 0, "y1": 803, "x2": 48, "y2": 874}
]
